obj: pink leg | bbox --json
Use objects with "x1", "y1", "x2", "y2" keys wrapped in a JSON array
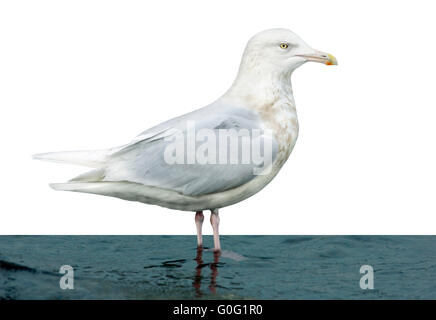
[
  {"x1": 195, "y1": 211, "x2": 204, "y2": 248},
  {"x1": 210, "y1": 209, "x2": 221, "y2": 252}
]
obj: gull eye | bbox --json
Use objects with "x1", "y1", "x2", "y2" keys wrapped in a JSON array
[{"x1": 280, "y1": 43, "x2": 289, "y2": 49}]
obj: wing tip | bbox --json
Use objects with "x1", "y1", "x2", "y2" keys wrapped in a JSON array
[
  {"x1": 32, "y1": 153, "x2": 47, "y2": 161},
  {"x1": 49, "y1": 183, "x2": 84, "y2": 191},
  {"x1": 49, "y1": 183, "x2": 67, "y2": 191},
  {"x1": 49, "y1": 182, "x2": 104, "y2": 192}
]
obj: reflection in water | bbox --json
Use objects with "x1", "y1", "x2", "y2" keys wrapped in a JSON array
[{"x1": 193, "y1": 248, "x2": 222, "y2": 297}]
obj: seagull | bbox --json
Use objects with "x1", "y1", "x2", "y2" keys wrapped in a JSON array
[{"x1": 34, "y1": 28, "x2": 337, "y2": 252}]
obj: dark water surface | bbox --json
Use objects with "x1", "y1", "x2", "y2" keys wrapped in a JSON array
[{"x1": 0, "y1": 236, "x2": 435, "y2": 299}]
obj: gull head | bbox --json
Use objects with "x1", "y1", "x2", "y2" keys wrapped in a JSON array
[{"x1": 239, "y1": 28, "x2": 337, "y2": 76}]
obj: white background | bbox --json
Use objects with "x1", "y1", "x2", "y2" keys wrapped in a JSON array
[{"x1": 1, "y1": 0, "x2": 435, "y2": 234}]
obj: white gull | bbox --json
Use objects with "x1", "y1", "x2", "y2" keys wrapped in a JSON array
[{"x1": 34, "y1": 28, "x2": 337, "y2": 252}]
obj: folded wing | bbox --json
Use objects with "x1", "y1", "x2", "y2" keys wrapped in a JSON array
[{"x1": 103, "y1": 103, "x2": 278, "y2": 196}]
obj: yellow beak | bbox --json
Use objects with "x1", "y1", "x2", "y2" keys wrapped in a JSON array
[
  {"x1": 325, "y1": 53, "x2": 338, "y2": 66},
  {"x1": 297, "y1": 51, "x2": 338, "y2": 66}
]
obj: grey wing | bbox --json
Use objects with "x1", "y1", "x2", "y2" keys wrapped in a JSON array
[{"x1": 104, "y1": 103, "x2": 278, "y2": 196}]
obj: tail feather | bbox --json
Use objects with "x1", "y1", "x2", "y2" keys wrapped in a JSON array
[{"x1": 33, "y1": 149, "x2": 110, "y2": 168}]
